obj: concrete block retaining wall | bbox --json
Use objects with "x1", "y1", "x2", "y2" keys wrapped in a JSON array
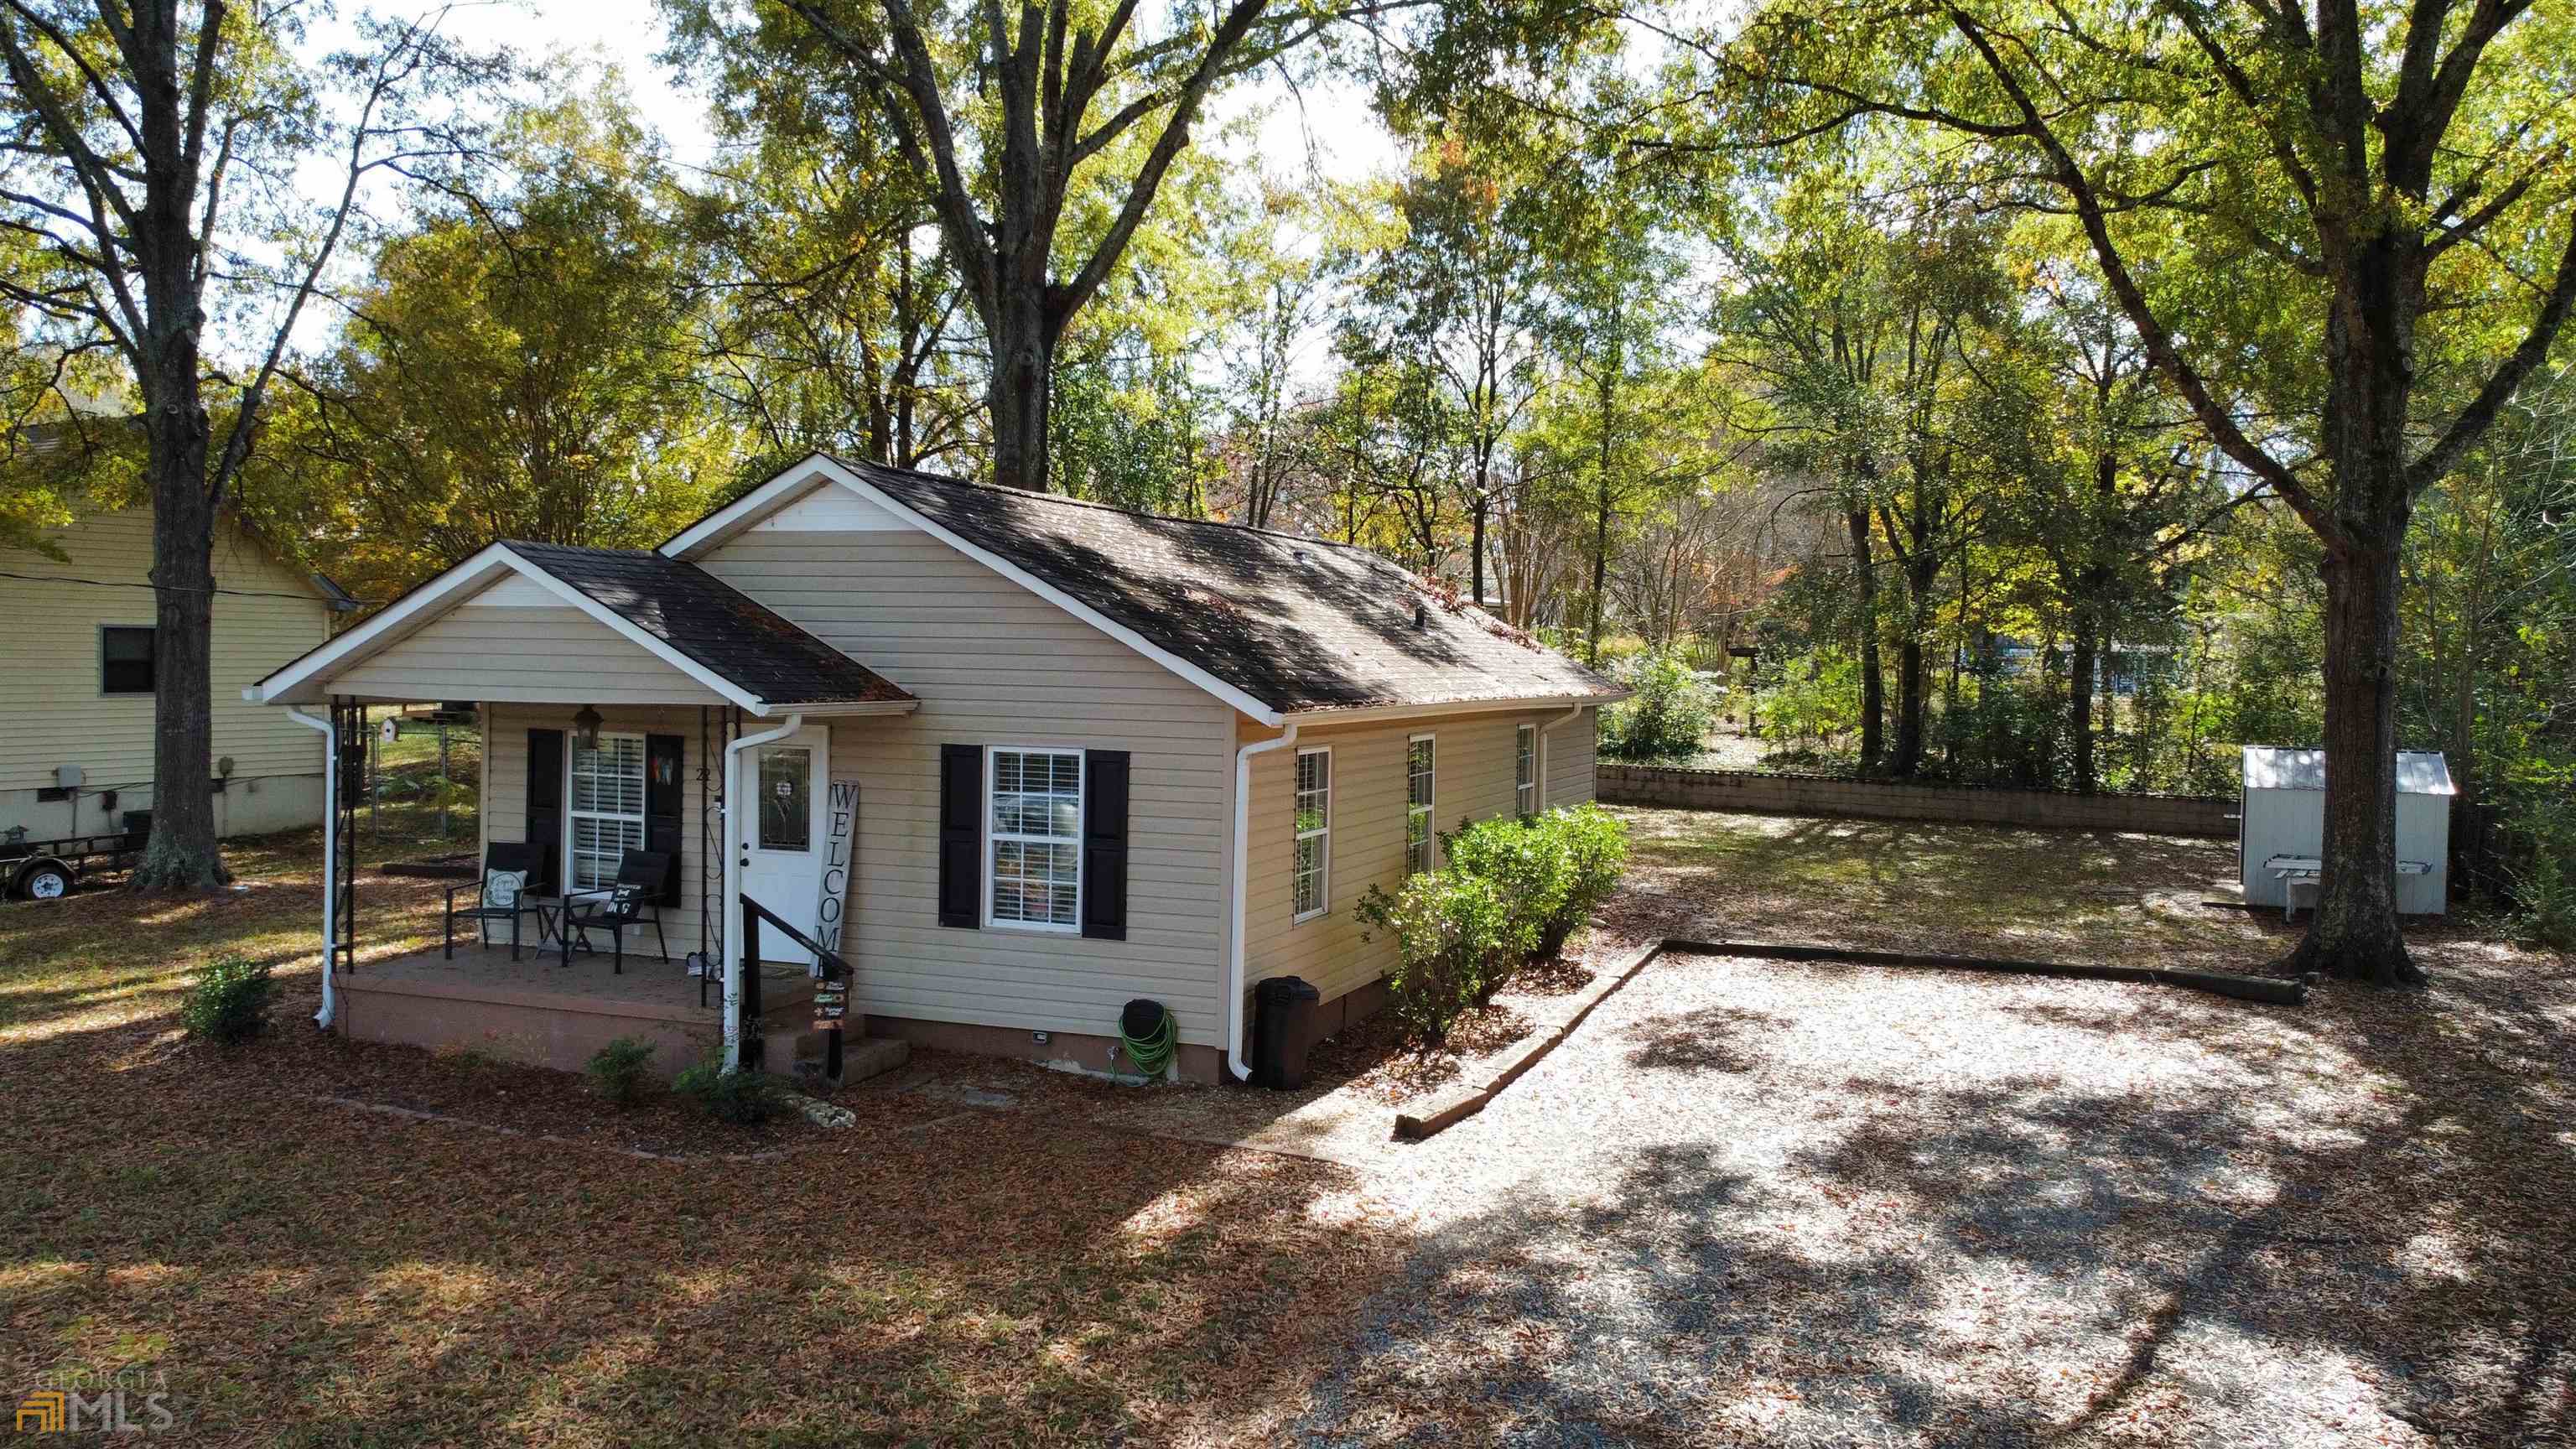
[{"x1": 1597, "y1": 763, "x2": 2235, "y2": 838}]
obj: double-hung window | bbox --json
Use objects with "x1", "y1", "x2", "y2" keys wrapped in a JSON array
[
  {"x1": 1292, "y1": 747, "x2": 1331, "y2": 920},
  {"x1": 1515, "y1": 724, "x2": 1538, "y2": 817},
  {"x1": 1405, "y1": 735, "x2": 1436, "y2": 875},
  {"x1": 101, "y1": 626, "x2": 156, "y2": 695},
  {"x1": 566, "y1": 732, "x2": 647, "y2": 892},
  {"x1": 989, "y1": 748, "x2": 1082, "y2": 930}
]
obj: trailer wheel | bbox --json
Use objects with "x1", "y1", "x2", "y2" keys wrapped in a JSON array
[{"x1": 16, "y1": 860, "x2": 72, "y2": 900}]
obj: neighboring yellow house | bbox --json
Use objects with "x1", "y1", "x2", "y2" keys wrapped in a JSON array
[{"x1": 0, "y1": 501, "x2": 346, "y2": 848}]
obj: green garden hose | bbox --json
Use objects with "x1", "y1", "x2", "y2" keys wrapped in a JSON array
[{"x1": 1118, "y1": 999, "x2": 1177, "y2": 1080}]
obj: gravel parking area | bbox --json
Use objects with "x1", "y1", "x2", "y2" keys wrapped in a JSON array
[{"x1": 1287, "y1": 817, "x2": 2575, "y2": 1448}]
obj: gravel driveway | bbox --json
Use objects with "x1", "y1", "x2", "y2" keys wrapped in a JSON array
[{"x1": 1288, "y1": 944, "x2": 2575, "y2": 1447}]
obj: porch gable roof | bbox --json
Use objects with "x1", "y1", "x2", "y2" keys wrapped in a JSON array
[{"x1": 247, "y1": 540, "x2": 916, "y2": 716}]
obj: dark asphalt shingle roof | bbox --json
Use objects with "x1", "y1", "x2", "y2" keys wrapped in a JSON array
[
  {"x1": 839, "y1": 459, "x2": 1623, "y2": 714},
  {"x1": 501, "y1": 540, "x2": 912, "y2": 707}
]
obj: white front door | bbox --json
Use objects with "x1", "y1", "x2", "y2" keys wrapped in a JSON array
[{"x1": 740, "y1": 726, "x2": 829, "y2": 967}]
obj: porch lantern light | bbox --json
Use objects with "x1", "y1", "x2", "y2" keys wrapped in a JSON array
[{"x1": 571, "y1": 704, "x2": 604, "y2": 750}]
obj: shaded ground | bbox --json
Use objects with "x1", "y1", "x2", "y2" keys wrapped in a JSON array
[
  {"x1": 5, "y1": 807, "x2": 2568, "y2": 1445},
  {"x1": 1291, "y1": 812, "x2": 2576, "y2": 1446},
  {"x1": 0, "y1": 824, "x2": 1405, "y2": 1446}
]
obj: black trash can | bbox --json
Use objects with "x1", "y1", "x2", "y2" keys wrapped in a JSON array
[{"x1": 1250, "y1": 975, "x2": 1322, "y2": 1088}]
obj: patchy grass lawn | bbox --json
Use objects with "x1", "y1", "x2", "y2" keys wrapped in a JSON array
[{"x1": 0, "y1": 827, "x2": 1403, "y2": 1446}]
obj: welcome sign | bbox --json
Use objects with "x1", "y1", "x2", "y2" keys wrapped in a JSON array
[{"x1": 816, "y1": 777, "x2": 860, "y2": 975}]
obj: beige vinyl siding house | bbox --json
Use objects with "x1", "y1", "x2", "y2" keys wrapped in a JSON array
[
  {"x1": 1240, "y1": 707, "x2": 1597, "y2": 1014},
  {"x1": 693, "y1": 528, "x2": 1239, "y2": 1053},
  {"x1": 2, "y1": 504, "x2": 335, "y2": 844},
  {"x1": 248, "y1": 455, "x2": 1622, "y2": 1084}
]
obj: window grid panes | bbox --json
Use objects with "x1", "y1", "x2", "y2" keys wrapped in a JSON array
[
  {"x1": 1515, "y1": 725, "x2": 1537, "y2": 816},
  {"x1": 1405, "y1": 736, "x2": 1436, "y2": 875},
  {"x1": 567, "y1": 733, "x2": 646, "y2": 891},
  {"x1": 990, "y1": 749, "x2": 1082, "y2": 928},
  {"x1": 1293, "y1": 749, "x2": 1331, "y2": 918}
]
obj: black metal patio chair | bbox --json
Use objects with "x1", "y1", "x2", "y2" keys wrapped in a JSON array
[
  {"x1": 444, "y1": 840, "x2": 557, "y2": 961},
  {"x1": 558, "y1": 849, "x2": 673, "y2": 974}
]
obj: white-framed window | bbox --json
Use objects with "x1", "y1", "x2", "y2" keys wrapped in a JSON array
[
  {"x1": 566, "y1": 730, "x2": 647, "y2": 892},
  {"x1": 1515, "y1": 724, "x2": 1538, "y2": 817},
  {"x1": 1292, "y1": 746, "x2": 1332, "y2": 920},
  {"x1": 988, "y1": 747, "x2": 1083, "y2": 931},
  {"x1": 1405, "y1": 734, "x2": 1436, "y2": 875}
]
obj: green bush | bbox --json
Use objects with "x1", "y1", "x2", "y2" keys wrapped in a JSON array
[
  {"x1": 1442, "y1": 813, "x2": 1571, "y2": 989},
  {"x1": 1358, "y1": 806, "x2": 1634, "y2": 1042},
  {"x1": 1535, "y1": 804, "x2": 1631, "y2": 958},
  {"x1": 181, "y1": 955, "x2": 275, "y2": 1045},
  {"x1": 674, "y1": 1061, "x2": 784, "y2": 1124},
  {"x1": 2510, "y1": 800, "x2": 2576, "y2": 951},
  {"x1": 584, "y1": 1036, "x2": 659, "y2": 1105},
  {"x1": 1354, "y1": 871, "x2": 1509, "y2": 1044},
  {"x1": 1601, "y1": 652, "x2": 1715, "y2": 761}
]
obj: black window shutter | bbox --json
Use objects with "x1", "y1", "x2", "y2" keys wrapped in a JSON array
[
  {"x1": 1081, "y1": 749, "x2": 1130, "y2": 941},
  {"x1": 937, "y1": 744, "x2": 982, "y2": 928},
  {"x1": 526, "y1": 728, "x2": 565, "y2": 893},
  {"x1": 645, "y1": 732, "x2": 684, "y2": 905}
]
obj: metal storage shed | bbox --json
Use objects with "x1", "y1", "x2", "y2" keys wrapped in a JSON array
[{"x1": 2239, "y1": 747, "x2": 2454, "y2": 916}]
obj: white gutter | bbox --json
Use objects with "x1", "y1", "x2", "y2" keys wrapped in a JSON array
[
  {"x1": 286, "y1": 708, "x2": 340, "y2": 1031},
  {"x1": 1226, "y1": 722, "x2": 1300, "y2": 1083},
  {"x1": 1539, "y1": 702, "x2": 1587, "y2": 808},
  {"x1": 720, "y1": 712, "x2": 803, "y2": 1071}
]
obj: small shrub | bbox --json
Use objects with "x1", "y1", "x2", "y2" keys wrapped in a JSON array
[
  {"x1": 181, "y1": 955, "x2": 274, "y2": 1045},
  {"x1": 1355, "y1": 872, "x2": 1509, "y2": 1044},
  {"x1": 1442, "y1": 813, "x2": 1571, "y2": 993},
  {"x1": 674, "y1": 1060, "x2": 784, "y2": 1124},
  {"x1": 1533, "y1": 804, "x2": 1630, "y2": 959},
  {"x1": 1601, "y1": 652, "x2": 1716, "y2": 761},
  {"x1": 584, "y1": 1036, "x2": 659, "y2": 1104}
]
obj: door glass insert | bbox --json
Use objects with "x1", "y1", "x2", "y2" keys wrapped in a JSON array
[{"x1": 757, "y1": 745, "x2": 812, "y2": 851}]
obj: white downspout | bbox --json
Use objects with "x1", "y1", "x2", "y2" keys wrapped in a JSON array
[
  {"x1": 287, "y1": 708, "x2": 340, "y2": 1031},
  {"x1": 1538, "y1": 702, "x2": 1587, "y2": 808},
  {"x1": 721, "y1": 712, "x2": 803, "y2": 1071},
  {"x1": 1227, "y1": 721, "x2": 1299, "y2": 1083}
]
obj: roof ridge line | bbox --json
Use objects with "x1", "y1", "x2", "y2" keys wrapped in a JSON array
[{"x1": 830, "y1": 454, "x2": 1389, "y2": 559}]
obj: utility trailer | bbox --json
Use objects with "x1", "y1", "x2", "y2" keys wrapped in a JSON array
[{"x1": 1, "y1": 813, "x2": 150, "y2": 900}]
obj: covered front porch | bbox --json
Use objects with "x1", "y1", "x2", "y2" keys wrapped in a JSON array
[
  {"x1": 245, "y1": 538, "x2": 920, "y2": 1081},
  {"x1": 336, "y1": 946, "x2": 819, "y2": 1078}
]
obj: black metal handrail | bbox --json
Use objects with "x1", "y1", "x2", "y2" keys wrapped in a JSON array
[{"x1": 736, "y1": 893, "x2": 854, "y2": 1078}]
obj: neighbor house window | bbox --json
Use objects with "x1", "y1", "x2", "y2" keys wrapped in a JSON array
[
  {"x1": 1293, "y1": 747, "x2": 1332, "y2": 920},
  {"x1": 567, "y1": 731, "x2": 647, "y2": 892},
  {"x1": 989, "y1": 747, "x2": 1082, "y2": 930},
  {"x1": 101, "y1": 626, "x2": 155, "y2": 695},
  {"x1": 1405, "y1": 735, "x2": 1436, "y2": 875},
  {"x1": 1515, "y1": 724, "x2": 1538, "y2": 816}
]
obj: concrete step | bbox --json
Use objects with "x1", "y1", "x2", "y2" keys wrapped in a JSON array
[{"x1": 761, "y1": 1028, "x2": 910, "y2": 1086}]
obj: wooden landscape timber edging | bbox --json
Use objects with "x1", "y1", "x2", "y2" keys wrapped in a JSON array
[
  {"x1": 1394, "y1": 937, "x2": 2305, "y2": 1142},
  {"x1": 1597, "y1": 764, "x2": 2236, "y2": 838},
  {"x1": 1394, "y1": 940, "x2": 1669, "y2": 1141}
]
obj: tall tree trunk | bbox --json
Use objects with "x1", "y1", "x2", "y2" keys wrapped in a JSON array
[
  {"x1": 1585, "y1": 467, "x2": 1611, "y2": 667},
  {"x1": 1470, "y1": 486, "x2": 1491, "y2": 605},
  {"x1": 133, "y1": 407, "x2": 226, "y2": 888},
  {"x1": 2067, "y1": 616, "x2": 2098, "y2": 795},
  {"x1": 126, "y1": 4, "x2": 227, "y2": 892},
  {"x1": 1847, "y1": 501, "x2": 1883, "y2": 772},
  {"x1": 1891, "y1": 548, "x2": 1937, "y2": 776},
  {"x1": 2292, "y1": 526, "x2": 2423, "y2": 984},
  {"x1": 986, "y1": 293, "x2": 1053, "y2": 491}
]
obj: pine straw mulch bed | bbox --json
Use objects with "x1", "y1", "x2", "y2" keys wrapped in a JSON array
[
  {"x1": 1311, "y1": 955, "x2": 1601, "y2": 1109},
  {"x1": 1290, "y1": 808, "x2": 2576, "y2": 1448},
  {"x1": 0, "y1": 828, "x2": 1410, "y2": 1447}
]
